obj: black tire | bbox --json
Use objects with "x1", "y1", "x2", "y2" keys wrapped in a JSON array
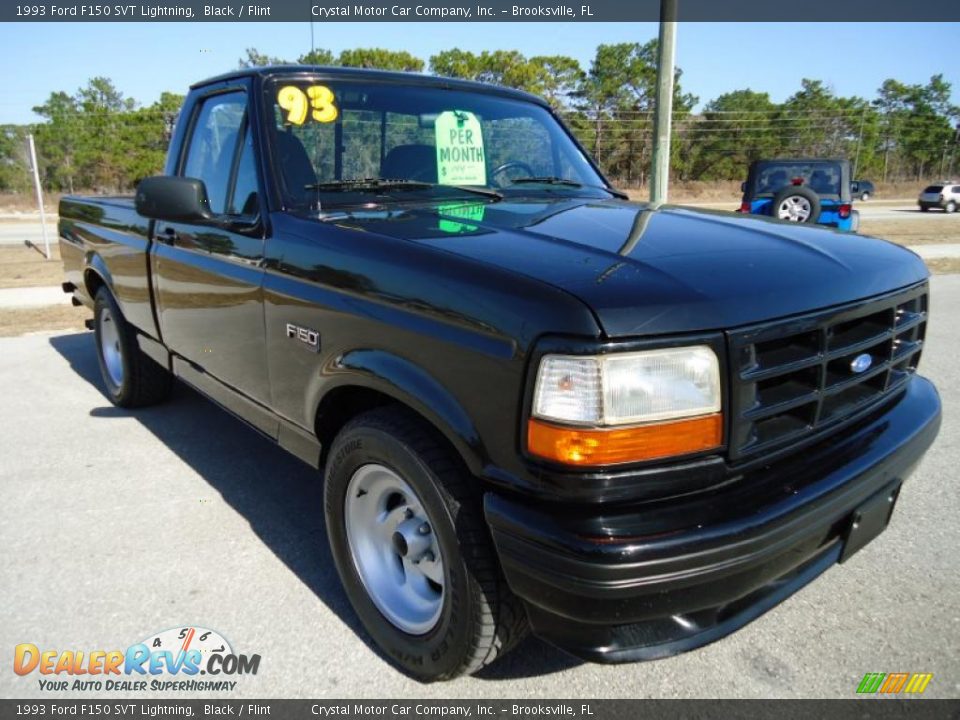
[
  {"x1": 860, "y1": 192, "x2": 870, "y2": 201},
  {"x1": 324, "y1": 406, "x2": 528, "y2": 681},
  {"x1": 770, "y1": 185, "x2": 821, "y2": 224},
  {"x1": 920, "y1": 205, "x2": 930, "y2": 212},
  {"x1": 93, "y1": 287, "x2": 172, "y2": 408},
  {"x1": 849, "y1": 209, "x2": 861, "y2": 233},
  {"x1": 946, "y1": 201, "x2": 957, "y2": 214}
]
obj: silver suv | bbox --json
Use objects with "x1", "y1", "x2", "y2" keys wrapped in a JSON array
[{"x1": 918, "y1": 182, "x2": 960, "y2": 213}]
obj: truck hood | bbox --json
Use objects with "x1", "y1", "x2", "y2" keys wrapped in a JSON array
[{"x1": 328, "y1": 197, "x2": 929, "y2": 337}]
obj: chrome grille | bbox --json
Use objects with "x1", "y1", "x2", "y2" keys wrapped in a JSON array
[{"x1": 728, "y1": 283, "x2": 927, "y2": 459}]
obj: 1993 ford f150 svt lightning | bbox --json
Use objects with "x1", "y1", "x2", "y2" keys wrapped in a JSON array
[{"x1": 60, "y1": 67, "x2": 941, "y2": 681}]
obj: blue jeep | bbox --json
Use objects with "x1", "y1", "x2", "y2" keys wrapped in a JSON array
[{"x1": 738, "y1": 158, "x2": 860, "y2": 232}]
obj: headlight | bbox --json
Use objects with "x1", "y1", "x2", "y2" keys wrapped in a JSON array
[{"x1": 528, "y1": 346, "x2": 723, "y2": 465}]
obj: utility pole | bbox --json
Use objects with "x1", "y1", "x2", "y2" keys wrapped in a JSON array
[
  {"x1": 950, "y1": 125, "x2": 960, "y2": 178},
  {"x1": 26, "y1": 133, "x2": 51, "y2": 260},
  {"x1": 649, "y1": 0, "x2": 677, "y2": 205},
  {"x1": 852, "y1": 106, "x2": 866, "y2": 178}
]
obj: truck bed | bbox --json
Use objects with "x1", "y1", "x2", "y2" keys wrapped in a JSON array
[{"x1": 59, "y1": 195, "x2": 159, "y2": 340}]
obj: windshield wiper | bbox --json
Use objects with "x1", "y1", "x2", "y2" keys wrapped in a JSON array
[
  {"x1": 444, "y1": 185, "x2": 503, "y2": 200},
  {"x1": 508, "y1": 176, "x2": 629, "y2": 199},
  {"x1": 305, "y1": 178, "x2": 432, "y2": 192},
  {"x1": 509, "y1": 176, "x2": 583, "y2": 187},
  {"x1": 304, "y1": 178, "x2": 502, "y2": 201}
]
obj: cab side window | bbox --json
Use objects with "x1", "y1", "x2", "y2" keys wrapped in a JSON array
[{"x1": 182, "y1": 92, "x2": 250, "y2": 216}]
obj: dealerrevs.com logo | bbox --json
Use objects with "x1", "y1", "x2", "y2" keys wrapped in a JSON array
[{"x1": 13, "y1": 626, "x2": 260, "y2": 692}]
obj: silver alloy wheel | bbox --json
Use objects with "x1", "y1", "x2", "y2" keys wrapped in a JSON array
[
  {"x1": 777, "y1": 195, "x2": 813, "y2": 222},
  {"x1": 947, "y1": 202, "x2": 957, "y2": 214},
  {"x1": 99, "y1": 306, "x2": 124, "y2": 388},
  {"x1": 345, "y1": 463, "x2": 445, "y2": 635}
]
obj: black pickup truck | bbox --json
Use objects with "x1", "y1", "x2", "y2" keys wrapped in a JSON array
[{"x1": 59, "y1": 66, "x2": 941, "y2": 681}]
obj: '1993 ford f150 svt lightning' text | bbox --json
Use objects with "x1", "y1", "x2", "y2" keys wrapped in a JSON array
[{"x1": 59, "y1": 67, "x2": 941, "y2": 681}]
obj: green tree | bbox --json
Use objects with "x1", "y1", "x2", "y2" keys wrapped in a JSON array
[
  {"x1": 874, "y1": 75, "x2": 959, "y2": 181},
  {"x1": 0, "y1": 125, "x2": 31, "y2": 193},
  {"x1": 529, "y1": 56, "x2": 583, "y2": 109},
  {"x1": 575, "y1": 41, "x2": 695, "y2": 185},
  {"x1": 429, "y1": 49, "x2": 563, "y2": 94},
  {"x1": 685, "y1": 90, "x2": 780, "y2": 180},
  {"x1": 32, "y1": 90, "x2": 82, "y2": 192},
  {"x1": 900, "y1": 75, "x2": 958, "y2": 180},
  {"x1": 238, "y1": 47, "x2": 288, "y2": 68},
  {"x1": 779, "y1": 79, "x2": 854, "y2": 157},
  {"x1": 475, "y1": 50, "x2": 542, "y2": 89},
  {"x1": 337, "y1": 48, "x2": 424, "y2": 72},
  {"x1": 298, "y1": 49, "x2": 335, "y2": 65},
  {"x1": 429, "y1": 49, "x2": 482, "y2": 79},
  {"x1": 74, "y1": 77, "x2": 136, "y2": 190},
  {"x1": 116, "y1": 92, "x2": 183, "y2": 188}
]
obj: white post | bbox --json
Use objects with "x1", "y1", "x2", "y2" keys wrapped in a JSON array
[
  {"x1": 27, "y1": 133, "x2": 51, "y2": 260},
  {"x1": 650, "y1": 0, "x2": 677, "y2": 205}
]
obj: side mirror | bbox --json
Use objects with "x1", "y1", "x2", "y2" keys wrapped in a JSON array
[
  {"x1": 135, "y1": 176, "x2": 215, "y2": 224},
  {"x1": 850, "y1": 181, "x2": 860, "y2": 193},
  {"x1": 740, "y1": 182, "x2": 747, "y2": 193}
]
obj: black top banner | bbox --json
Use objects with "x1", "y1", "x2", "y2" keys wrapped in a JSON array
[{"x1": 4, "y1": 0, "x2": 960, "y2": 22}]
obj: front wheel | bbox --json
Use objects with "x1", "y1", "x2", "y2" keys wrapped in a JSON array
[
  {"x1": 94, "y1": 287, "x2": 172, "y2": 407},
  {"x1": 946, "y1": 201, "x2": 957, "y2": 214},
  {"x1": 860, "y1": 192, "x2": 870, "y2": 201},
  {"x1": 324, "y1": 406, "x2": 527, "y2": 681}
]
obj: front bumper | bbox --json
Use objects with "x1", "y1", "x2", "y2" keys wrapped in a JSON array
[{"x1": 485, "y1": 376, "x2": 941, "y2": 663}]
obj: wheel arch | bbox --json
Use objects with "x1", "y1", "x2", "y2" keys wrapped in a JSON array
[
  {"x1": 83, "y1": 253, "x2": 113, "y2": 304},
  {"x1": 313, "y1": 350, "x2": 487, "y2": 477}
]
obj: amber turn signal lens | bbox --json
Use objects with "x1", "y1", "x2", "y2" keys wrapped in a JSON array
[{"x1": 527, "y1": 414, "x2": 723, "y2": 466}]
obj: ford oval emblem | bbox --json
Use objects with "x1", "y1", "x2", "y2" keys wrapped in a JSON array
[{"x1": 850, "y1": 353, "x2": 873, "y2": 374}]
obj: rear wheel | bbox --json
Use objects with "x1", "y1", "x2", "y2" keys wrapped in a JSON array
[
  {"x1": 920, "y1": 205, "x2": 930, "y2": 212},
  {"x1": 94, "y1": 288, "x2": 172, "y2": 408},
  {"x1": 849, "y1": 210, "x2": 861, "y2": 233},
  {"x1": 860, "y1": 192, "x2": 870, "y2": 201},
  {"x1": 324, "y1": 406, "x2": 527, "y2": 681}
]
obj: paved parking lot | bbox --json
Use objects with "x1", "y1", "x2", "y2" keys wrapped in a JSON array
[{"x1": 1, "y1": 277, "x2": 958, "y2": 699}]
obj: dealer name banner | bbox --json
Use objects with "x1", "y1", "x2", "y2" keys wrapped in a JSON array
[{"x1": 5, "y1": 0, "x2": 960, "y2": 21}]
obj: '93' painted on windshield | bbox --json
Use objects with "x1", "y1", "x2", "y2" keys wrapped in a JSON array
[{"x1": 277, "y1": 85, "x2": 339, "y2": 126}]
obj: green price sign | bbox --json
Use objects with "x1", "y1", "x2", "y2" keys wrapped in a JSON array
[{"x1": 435, "y1": 110, "x2": 486, "y2": 186}]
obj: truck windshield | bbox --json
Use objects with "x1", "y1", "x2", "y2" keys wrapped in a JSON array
[{"x1": 263, "y1": 75, "x2": 608, "y2": 211}]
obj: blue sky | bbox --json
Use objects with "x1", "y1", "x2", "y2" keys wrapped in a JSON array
[{"x1": 0, "y1": 22, "x2": 956, "y2": 124}]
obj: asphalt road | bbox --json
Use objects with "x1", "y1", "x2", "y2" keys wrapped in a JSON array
[
  {"x1": 0, "y1": 221, "x2": 56, "y2": 247},
  {"x1": 1, "y1": 277, "x2": 958, "y2": 699}
]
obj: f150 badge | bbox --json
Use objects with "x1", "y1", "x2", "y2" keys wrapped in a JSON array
[{"x1": 286, "y1": 323, "x2": 320, "y2": 352}]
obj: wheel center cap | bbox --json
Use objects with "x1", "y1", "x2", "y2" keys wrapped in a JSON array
[{"x1": 392, "y1": 516, "x2": 431, "y2": 559}]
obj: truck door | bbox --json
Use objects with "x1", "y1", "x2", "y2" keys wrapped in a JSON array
[{"x1": 151, "y1": 86, "x2": 270, "y2": 404}]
